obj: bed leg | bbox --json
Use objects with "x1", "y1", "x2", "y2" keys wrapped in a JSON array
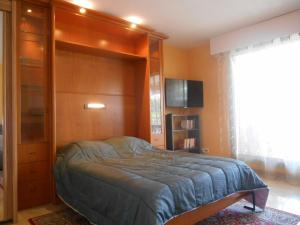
[{"x1": 244, "y1": 191, "x2": 256, "y2": 212}]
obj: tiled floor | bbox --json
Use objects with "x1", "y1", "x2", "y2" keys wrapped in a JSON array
[
  {"x1": 263, "y1": 177, "x2": 300, "y2": 216},
  {"x1": 0, "y1": 185, "x2": 3, "y2": 219},
  {"x1": 4, "y1": 178, "x2": 300, "y2": 225}
]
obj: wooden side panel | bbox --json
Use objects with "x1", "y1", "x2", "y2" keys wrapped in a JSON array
[
  {"x1": 135, "y1": 61, "x2": 151, "y2": 142},
  {"x1": 55, "y1": 49, "x2": 138, "y2": 147},
  {"x1": 135, "y1": 34, "x2": 151, "y2": 142}
]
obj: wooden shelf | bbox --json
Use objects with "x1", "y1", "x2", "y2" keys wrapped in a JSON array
[
  {"x1": 174, "y1": 148, "x2": 200, "y2": 152},
  {"x1": 150, "y1": 56, "x2": 160, "y2": 61},
  {"x1": 173, "y1": 129, "x2": 199, "y2": 132},
  {"x1": 22, "y1": 13, "x2": 46, "y2": 20},
  {"x1": 55, "y1": 40, "x2": 147, "y2": 61},
  {"x1": 21, "y1": 84, "x2": 44, "y2": 90},
  {"x1": 21, "y1": 112, "x2": 45, "y2": 117},
  {"x1": 20, "y1": 58, "x2": 43, "y2": 68},
  {"x1": 20, "y1": 30, "x2": 46, "y2": 38}
]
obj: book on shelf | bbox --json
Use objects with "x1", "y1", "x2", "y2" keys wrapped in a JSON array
[
  {"x1": 180, "y1": 119, "x2": 195, "y2": 129},
  {"x1": 183, "y1": 138, "x2": 196, "y2": 149}
]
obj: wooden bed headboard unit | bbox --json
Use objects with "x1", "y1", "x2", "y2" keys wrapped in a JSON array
[
  {"x1": 53, "y1": 1, "x2": 167, "y2": 148},
  {"x1": 55, "y1": 50, "x2": 140, "y2": 147}
]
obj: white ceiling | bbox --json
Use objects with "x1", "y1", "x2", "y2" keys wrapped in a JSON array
[{"x1": 67, "y1": 0, "x2": 300, "y2": 48}]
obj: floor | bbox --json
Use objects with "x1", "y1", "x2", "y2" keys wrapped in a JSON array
[
  {"x1": 263, "y1": 177, "x2": 300, "y2": 216},
  {"x1": 0, "y1": 172, "x2": 3, "y2": 220},
  {"x1": 3, "y1": 178, "x2": 300, "y2": 225}
]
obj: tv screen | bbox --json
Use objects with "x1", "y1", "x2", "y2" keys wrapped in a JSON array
[{"x1": 165, "y1": 79, "x2": 203, "y2": 108}]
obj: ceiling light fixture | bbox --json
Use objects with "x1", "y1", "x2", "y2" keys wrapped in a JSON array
[
  {"x1": 125, "y1": 16, "x2": 144, "y2": 25},
  {"x1": 130, "y1": 23, "x2": 137, "y2": 29},
  {"x1": 79, "y1": 7, "x2": 86, "y2": 14},
  {"x1": 72, "y1": 0, "x2": 93, "y2": 9},
  {"x1": 27, "y1": 9, "x2": 32, "y2": 13},
  {"x1": 99, "y1": 39, "x2": 108, "y2": 46}
]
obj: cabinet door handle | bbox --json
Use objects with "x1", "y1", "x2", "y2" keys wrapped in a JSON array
[{"x1": 28, "y1": 152, "x2": 36, "y2": 155}]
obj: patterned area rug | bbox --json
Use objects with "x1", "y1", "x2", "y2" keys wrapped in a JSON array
[{"x1": 29, "y1": 201, "x2": 300, "y2": 225}]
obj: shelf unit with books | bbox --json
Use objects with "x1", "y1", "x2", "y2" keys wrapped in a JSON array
[{"x1": 166, "y1": 114, "x2": 201, "y2": 153}]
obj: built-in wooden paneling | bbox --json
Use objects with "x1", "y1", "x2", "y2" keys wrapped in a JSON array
[
  {"x1": 55, "y1": 8, "x2": 147, "y2": 57},
  {"x1": 56, "y1": 93, "x2": 137, "y2": 147},
  {"x1": 55, "y1": 49, "x2": 140, "y2": 147},
  {"x1": 55, "y1": 50, "x2": 137, "y2": 96}
]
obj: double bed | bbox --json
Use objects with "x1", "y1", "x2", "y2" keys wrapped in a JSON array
[{"x1": 54, "y1": 136, "x2": 268, "y2": 225}]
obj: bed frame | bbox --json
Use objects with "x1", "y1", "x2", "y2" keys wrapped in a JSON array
[{"x1": 165, "y1": 191, "x2": 254, "y2": 225}]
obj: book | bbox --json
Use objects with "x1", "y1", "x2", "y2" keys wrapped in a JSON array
[
  {"x1": 184, "y1": 138, "x2": 188, "y2": 149},
  {"x1": 190, "y1": 138, "x2": 195, "y2": 149},
  {"x1": 183, "y1": 138, "x2": 196, "y2": 149},
  {"x1": 181, "y1": 119, "x2": 195, "y2": 129}
]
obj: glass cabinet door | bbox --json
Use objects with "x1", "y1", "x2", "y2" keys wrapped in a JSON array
[
  {"x1": 149, "y1": 38, "x2": 164, "y2": 147},
  {"x1": 150, "y1": 58, "x2": 162, "y2": 134},
  {"x1": 19, "y1": 2, "x2": 48, "y2": 143}
]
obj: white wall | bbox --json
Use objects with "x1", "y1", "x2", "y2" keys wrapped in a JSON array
[{"x1": 210, "y1": 10, "x2": 300, "y2": 55}]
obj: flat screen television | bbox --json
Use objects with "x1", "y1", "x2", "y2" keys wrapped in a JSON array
[{"x1": 165, "y1": 79, "x2": 203, "y2": 108}]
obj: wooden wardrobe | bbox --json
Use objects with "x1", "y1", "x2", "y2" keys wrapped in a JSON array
[{"x1": 16, "y1": 0, "x2": 167, "y2": 209}]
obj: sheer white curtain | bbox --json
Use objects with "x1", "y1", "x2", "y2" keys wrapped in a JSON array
[{"x1": 230, "y1": 33, "x2": 300, "y2": 184}]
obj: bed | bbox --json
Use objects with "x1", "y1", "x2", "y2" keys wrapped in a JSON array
[{"x1": 54, "y1": 136, "x2": 269, "y2": 225}]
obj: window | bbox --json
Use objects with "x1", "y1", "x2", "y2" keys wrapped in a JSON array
[{"x1": 230, "y1": 34, "x2": 300, "y2": 178}]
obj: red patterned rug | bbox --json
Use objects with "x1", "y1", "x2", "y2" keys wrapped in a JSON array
[{"x1": 29, "y1": 201, "x2": 300, "y2": 225}]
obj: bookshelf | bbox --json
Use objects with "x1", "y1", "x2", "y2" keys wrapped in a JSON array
[{"x1": 166, "y1": 114, "x2": 201, "y2": 153}]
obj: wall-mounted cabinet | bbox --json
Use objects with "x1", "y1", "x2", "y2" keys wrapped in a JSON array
[{"x1": 17, "y1": 0, "x2": 51, "y2": 209}]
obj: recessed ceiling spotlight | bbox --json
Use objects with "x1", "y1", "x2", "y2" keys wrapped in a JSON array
[
  {"x1": 79, "y1": 7, "x2": 86, "y2": 14},
  {"x1": 125, "y1": 16, "x2": 144, "y2": 25},
  {"x1": 99, "y1": 39, "x2": 108, "y2": 46},
  {"x1": 130, "y1": 23, "x2": 137, "y2": 29},
  {"x1": 27, "y1": 9, "x2": 32, "y2": 13},
  {"x1": 72, "y1": 0, "x2": 93, "y2": 9},
  {"x1": 55, "y1": 29, "x2": 62, "y2": 37}
]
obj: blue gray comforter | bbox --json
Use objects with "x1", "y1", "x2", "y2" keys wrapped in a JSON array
[{"x1": 54, "y1": 136, "x2": 267, "y2": 225}]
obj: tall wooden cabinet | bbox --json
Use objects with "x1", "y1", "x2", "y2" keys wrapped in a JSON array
[
  {"x1": 17, "y1": 0, "x2": 52, "y2": 209},
  {"x1": 149, "y1": 37, "x2": 165, "y2": 149},
  {"x1": 15, "y1": 0, "x2": 166, "y2": 210}
]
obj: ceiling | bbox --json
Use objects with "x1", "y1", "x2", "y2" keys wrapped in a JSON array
[{"x1": 67, "y1": 0, "x2": 300, "y2": 48}]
